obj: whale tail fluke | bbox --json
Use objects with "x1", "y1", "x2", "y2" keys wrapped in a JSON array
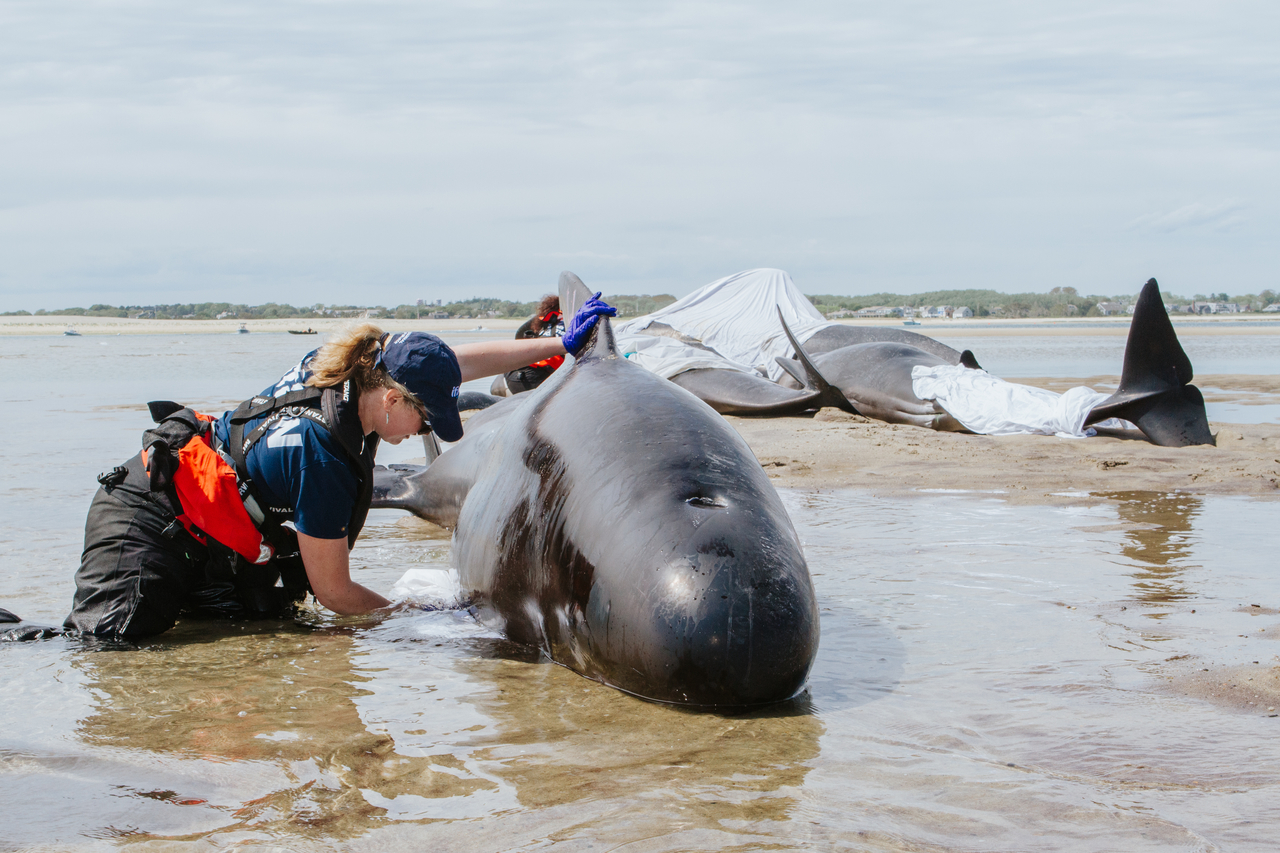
[
  {"x1": 1084, "y1": 278, "x2": 1215, "y2": 447},
  {"x1": 776, "y1": 309, "x2": 859, "y2": 414}
]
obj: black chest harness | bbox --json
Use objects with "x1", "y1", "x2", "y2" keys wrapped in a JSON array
[{"x1": 222, "y1": 379, "x2": 379, "y2": 550}]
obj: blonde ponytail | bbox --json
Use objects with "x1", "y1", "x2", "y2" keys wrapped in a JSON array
[{"x1": 305, "y1": 323, "x2": 422, "y2": 408}]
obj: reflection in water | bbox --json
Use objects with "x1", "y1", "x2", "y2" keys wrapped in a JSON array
[
  {"x1": 1100, "y1": 491, "x2": 1203, "y2": 608},
  {"x1": 461, "y1": 654, "x2": 822, "y2": 828},
  {"x1": 70, "y1": 621, "x2": 491, "y2": 841},
  {"x1": 67, "y1": 614, "x2": 823, "y2": 846}
]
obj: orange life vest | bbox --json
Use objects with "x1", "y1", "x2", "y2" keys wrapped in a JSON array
[
  {"x1": 526, "y1": 310, "x2": 564, "y2": 370},
  {"x1": 141, "y1": 409, "x2": 273, "y2": 565}
]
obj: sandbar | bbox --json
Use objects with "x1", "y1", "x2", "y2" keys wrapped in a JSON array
[{"x1": 727, "y1": 386, "x2": 1280, "y2": 505}]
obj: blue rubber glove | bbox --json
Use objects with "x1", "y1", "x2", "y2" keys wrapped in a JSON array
[{"x1": 561, "y1": 292, "x2": 618, "y2": 357}]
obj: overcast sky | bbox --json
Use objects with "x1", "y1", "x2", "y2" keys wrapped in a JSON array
[{"x1": 1, "y1": 1, "x2": 1277, "y2": 310}]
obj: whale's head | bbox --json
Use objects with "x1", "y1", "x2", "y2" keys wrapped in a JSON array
[{"x1": 465, "y1": 355, "x2": 820, "y2": 709}]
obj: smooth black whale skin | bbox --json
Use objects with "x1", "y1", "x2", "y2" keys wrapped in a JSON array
[{"x1": 374, "y1": 273, "x2": 821, "y2": 708}]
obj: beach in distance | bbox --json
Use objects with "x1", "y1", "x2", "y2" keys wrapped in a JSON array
[
  {"x1": 5, "y1": 311, "x2": 1280, "y2": 337},
  {"x1": 16, "y1": 310, "x2": 1280, "y2": 503}
]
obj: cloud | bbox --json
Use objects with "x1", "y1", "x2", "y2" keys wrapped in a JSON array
[
  {"x1": 539, "y1": 251, "x2": 632, "y2": 261},
  {"x1": 1127, "y1": 201, "x2": 1247, "y2": 233},
  {"x1": 1, "y1": 1, "x2": 1278, "y2": 308}
]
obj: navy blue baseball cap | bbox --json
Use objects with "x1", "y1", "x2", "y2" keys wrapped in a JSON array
[{"x1": 376, "y1": 332, "x2": 464, "y2": 441}]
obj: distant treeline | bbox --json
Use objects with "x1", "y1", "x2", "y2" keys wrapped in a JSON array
[
  {"x1": 808, "y1": 286, "x2": 1280, "y2": 318},
  {"x1": 6, "y1": 287, "x2": 1277, "y2": 321},
  {"x1": 3, "y1": 294, "x2": 680, "y2": 321}
]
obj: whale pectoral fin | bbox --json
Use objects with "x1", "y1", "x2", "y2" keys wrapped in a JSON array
[
  {"x1": 959, "y1": 349, "x2": 982, "y2": 370},
  {"x1": 1084, "y1": 278, "x2": 1214, "y2": 447},
  {"x1": 0, "y1": 607, "x2": 20, "y2": 623},
  {"x1": 372, "y1": 464, "x2": 429, "y2": 511},
  {"x1": 372, "y1": 442, "x2": 477, "y2": 527},
  {"x1": 774, "y1": 356, "x2": 807, "y2": 387}
]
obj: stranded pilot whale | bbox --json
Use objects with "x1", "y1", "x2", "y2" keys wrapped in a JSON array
[
  {"x1": 372, "y1": 272, "x2": 821, "y2": 709},
  {"x1": 770, "y1": 277, "x2": 1214, "y2": 447}
]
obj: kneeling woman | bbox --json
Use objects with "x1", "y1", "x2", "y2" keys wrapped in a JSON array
[{"x1": 64, "y1": 296, "x2": 614, "y2": 639}]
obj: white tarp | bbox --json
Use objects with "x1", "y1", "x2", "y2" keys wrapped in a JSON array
[
  {"x1": 615, "y1": 268, "x2": 830, "y2": 381},
  {"x1": 616, "y1": 334, "x2": 750, "y2": 380},
  {"x1": 909, "y1": 365, "x2": 1126, "y2": 438},
  {"x1": 616, "y1": 268, "x2": 1127, "y2": 438}
]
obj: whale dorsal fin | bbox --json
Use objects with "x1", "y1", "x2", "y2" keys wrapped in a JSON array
[
  {"x1": 959, "y1": 349, "x2": 981, "y2": 370},
  {"x1": 776, "y1": 308, "x2": 857, "y2": 413},
  {"x1": 558, "y1": 271, "x2": 618, "y2": 361}
]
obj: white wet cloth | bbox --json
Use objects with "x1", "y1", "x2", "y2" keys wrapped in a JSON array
[
  {"x1": 910, "y1": 365, "x2": 1126, "y2": 438},
  {"x1": 615, "y1": 268, "x2": 831, "y2": 382},
  {"x1": 392, "y1": 567, "x2": 465, "y2": 608}
]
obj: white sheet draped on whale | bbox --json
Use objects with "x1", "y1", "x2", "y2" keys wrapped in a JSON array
[
  {"x1": 614, "y1": 268, "x2": 1126, "y2": 439},
  {"x1": 615, "y1": 268, "x2": 829, "y2": 383}
]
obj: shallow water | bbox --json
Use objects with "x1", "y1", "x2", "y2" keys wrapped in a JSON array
[
  {"x1": 930, "y1": 331, "x2": 1280, "y2": 378},
  {"x1": 3, "y1": 334, "x2": 1279, "y2": 851}
]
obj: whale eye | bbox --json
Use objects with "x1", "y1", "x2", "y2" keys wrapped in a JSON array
[{"x1": 685, "y1": 496, "x2": 727, "y2": 509}]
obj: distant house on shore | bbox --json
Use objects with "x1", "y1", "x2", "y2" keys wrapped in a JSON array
[
  {"x1": 854, "y1": 306, "x2": 900, "y2": 318},
  {"x1": 1191, "y1": 301, "x2": 1241, "y2": 314},
  {"x1": 825, "y1": 309, "x2": 856, "y2": 319},
  {"x1": 1095, "y1": 301, "x2": 1126, "y2": 316},
  {"x1": 1264, "y1": 303, "x2": 1280, "y2": 313},
  {"x1": 952, "y1": 306, "x2": 974, "y2": 318}
]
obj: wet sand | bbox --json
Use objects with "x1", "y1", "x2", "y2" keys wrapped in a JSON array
[{"x1": 725, "y1": 376, "x2": 1280, "y2": 503}]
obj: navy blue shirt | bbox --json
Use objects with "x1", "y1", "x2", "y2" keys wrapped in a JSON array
[{"x1": 213, "y1": 355, "x2": 361, "y2": 540}]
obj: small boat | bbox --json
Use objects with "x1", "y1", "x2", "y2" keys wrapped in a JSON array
[
  {"x1": 903, "y1": 319, "x2": 920, "y2": 326},
  {"x1": 288, "y1": 328, "x2": 318, "y2": 335},
  {"x1": 64, "y1": 326, "x2": 81, "y2": 336},
  {"x1": 237, "y1": 323, "x2": 250, "y2": 334}
]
